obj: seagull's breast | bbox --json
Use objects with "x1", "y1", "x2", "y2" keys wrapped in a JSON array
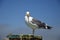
[
  {"x1": 29, "y1": 17, "x2": 33, "y2": 22},
  {"x1": 25, "y1": 16, "x2": 38, "y2": 29}
]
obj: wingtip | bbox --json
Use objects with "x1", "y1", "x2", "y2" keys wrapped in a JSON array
[{"x1": 47, "y1": 26, "x2": 52, "y2": 29}]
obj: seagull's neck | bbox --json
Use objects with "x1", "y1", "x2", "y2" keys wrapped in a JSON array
[{"x1": 25, "y1": 16, "x2": 33, "y2": 22}]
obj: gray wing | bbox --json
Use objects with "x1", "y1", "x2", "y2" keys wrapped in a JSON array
[
  {"x1": 31, "y1": 18, "x2": 52, "y2": 29},
  {"x1": 31, "y1": 18, "x2": 46, "y2": 28}
]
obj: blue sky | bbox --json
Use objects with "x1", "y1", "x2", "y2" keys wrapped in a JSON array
[{"x1": 0, "y1": 0, "x2": 60, "y2": 40}]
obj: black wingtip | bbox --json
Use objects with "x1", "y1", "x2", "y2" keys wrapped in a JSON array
[{"x1": 47, "y1": 26, "x2": 52, "y2": 29}]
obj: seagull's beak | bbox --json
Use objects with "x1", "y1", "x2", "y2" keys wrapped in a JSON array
[{"x1": 26, "y1": 14, "x2": 30, "y2": 17}]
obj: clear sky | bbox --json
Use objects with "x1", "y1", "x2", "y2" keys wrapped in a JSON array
[{"x1": 0, "y1": 0, "x2": 60, "y2": 40}]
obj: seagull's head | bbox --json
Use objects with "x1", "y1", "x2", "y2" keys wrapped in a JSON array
[{"x1": 26, "y1": 11, "x2": 30, "y2": 17}]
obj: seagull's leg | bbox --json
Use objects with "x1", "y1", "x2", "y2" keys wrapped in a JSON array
[{"x1": 32, "y1": 29, "x2": 35, "y2": 35}]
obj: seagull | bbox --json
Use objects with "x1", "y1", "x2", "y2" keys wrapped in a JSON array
[{"x1": 25, "y1": 11, "x2": 52, "y2": 35}]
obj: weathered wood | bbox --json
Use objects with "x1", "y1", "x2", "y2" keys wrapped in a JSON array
[{"x1": 7, "y1": 34, "x2": 42, "y2": 40}]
